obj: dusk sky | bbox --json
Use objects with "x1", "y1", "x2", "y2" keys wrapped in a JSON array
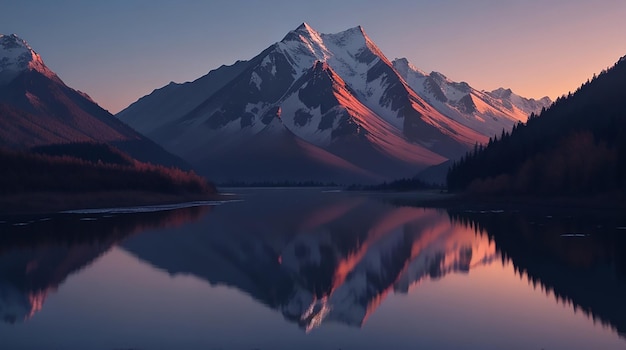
[{"x1": 2, "y1": 0, "x2": 625, "y2": 114}]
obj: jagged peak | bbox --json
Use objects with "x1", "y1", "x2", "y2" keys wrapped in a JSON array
[
  {"x1": 295, "y1": 22, "x2": 316, "y2": 34},
  {"x1": 392, "y1": 57, "x2": 428, "y2": 77},
  {"x1": 394, "y1": 57, "x2": 410, "y2": 65},
  {"x1": 322, "y1": 25, "x2": 369, "y2": 45},
  {"x1": 0, "y1": 33, "x2": 59, "y2": 83},
  {"x1": 339, "y1": 25, "x2": 366, "y2": 36},
  {"x1": 487, "y1": 87, "x2": 552, "y2": 105},
  {"x1": 539, "y1": 96, "x2": 552, "y2": 103},
  {"x1": 0, "y1": 33, "x2": 30, "y2": 50},
  {"x1": 429, "y1": 71, "x2": 450, "y2": 82},
  {"x1": 495, "y1": 87, "x2": 513, "y2": 93},
  {"x1": 489, "y1": 87, "x2": 514, "y2": 99},
  {"x1": 282, "y1": 22, "x2": 322, "y2": 43}
]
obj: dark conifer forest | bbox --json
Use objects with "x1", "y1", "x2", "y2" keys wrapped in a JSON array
[
  {"x1": 447, "y1": 56, "x2": 626, "y2": 196},
  {"x1": 0, "y1": 142, "x2": 215, "y2": 195}
]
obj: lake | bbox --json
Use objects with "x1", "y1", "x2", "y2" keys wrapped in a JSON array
[{"x1": 1, "y1": 188, "x2": 625, "y2": 349}]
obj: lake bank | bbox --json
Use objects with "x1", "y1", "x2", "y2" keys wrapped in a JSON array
[{"x1": 356, "y1": 190, "x2": 626, "y2": 213}]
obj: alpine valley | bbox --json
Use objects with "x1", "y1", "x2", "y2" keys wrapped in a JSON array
[{"x1": 118, "y1": 23, "x2": 551, "y2": 184}]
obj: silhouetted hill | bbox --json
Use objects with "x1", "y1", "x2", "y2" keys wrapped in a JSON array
[{"x1": 447, "y1": 56, "x2": 626, "y2": 196}]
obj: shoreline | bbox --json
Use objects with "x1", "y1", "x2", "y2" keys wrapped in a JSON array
[
  {"x1": 378, "y1": 191, "x2": 626, "y2": 213},
  {"x1": 0, "y1": 191, "x2": 236, "y2": 217}
]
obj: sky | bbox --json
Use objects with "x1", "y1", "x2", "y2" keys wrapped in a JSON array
[{"x1": 1, "y1": 0, "x2": 625, "y2": 114}]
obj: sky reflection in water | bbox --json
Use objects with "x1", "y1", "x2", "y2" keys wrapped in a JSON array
[{"x1": 0, "y1": 189, "x2": 624, "y2": 349}]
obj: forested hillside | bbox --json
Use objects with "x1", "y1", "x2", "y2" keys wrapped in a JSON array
[
  {"x1": 447, "y1": 56, "x2": 626, "y2": 196},
  {"x1": 0, "y1": 142, "x2": 214, "y2": 195}
]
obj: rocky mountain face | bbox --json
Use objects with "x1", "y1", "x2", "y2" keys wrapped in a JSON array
[
  {"x1": 119, "y1": 23, "x2": 526, "y2": 183},
  {"x1": 0, "y1": 34, "x2": 189, "y2": 169},
  {"x1": 393, "y1": 58, "x2": 551, "y2": 138}
]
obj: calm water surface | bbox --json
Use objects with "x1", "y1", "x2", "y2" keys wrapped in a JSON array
[{"x1": 1, "y1": 188, "x2": 625, "y2": 349}]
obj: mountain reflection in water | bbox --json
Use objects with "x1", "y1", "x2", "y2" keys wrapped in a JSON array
[
  {"x1": 0, "y1": 205, "x2": 210, "y2": 323},
  {"x1": 0, "y1": 189, "x2": 624, "y2": 349},
  {"x1": 123, "y1": 190, "x2": 497, "y2": 331}
]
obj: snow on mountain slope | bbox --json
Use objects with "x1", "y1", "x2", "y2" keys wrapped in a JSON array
[
  {"x1": 119, "y1": 23, "x2": 493, "y2": 182},
  {"x1": 393, "y1": 58, "x2": 552, "y2": 138},
  {"x1": 275, "y1": 60, "x2": 447, "y2": 177},
  {"x1": 0, "y1": 34, "x2": 58, "y2": 85},
  {"x1": 277, "y1": 24, "x2": 486, "y2": 156},
  {"x1": 486, "y1": 87, "x2": 552, "y2": 116}
]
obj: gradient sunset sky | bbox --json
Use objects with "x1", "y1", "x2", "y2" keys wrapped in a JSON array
[{"x1": 2, "y1": 0, "x2": 624, "y2": 114}]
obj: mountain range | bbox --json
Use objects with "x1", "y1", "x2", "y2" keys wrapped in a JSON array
[
  {"x1": 393, "y1": 58, "x2": 551, "y2": 138},
  {"x1": 1, "y1": 25, "x2": 551, "y2": 184},
  {"x1": 0, "y1": 33, "x2": 189, "y2": 169},
  {"x1": 118, "y1": 23, "x2": 550, "y2": 183}
]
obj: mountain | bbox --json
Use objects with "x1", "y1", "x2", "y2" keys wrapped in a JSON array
[
  {"x1": 486, "y1": 87, "x2": 552, "y2": 116},
  {"x1": 117, "y1": 60, "x2": 251, "y2": 135},
  {"x1": 119, "y1": 23, "x2": 495, "y2": 183},
  {"x1": 0, "y1": 34, "x2": 189, "y2": 169},
  {"x1": 447, "y1": 55, "x2": 626, "y2": 195},
  {"x1": 393, "y1": 58, "x2": 551, "y2": 141}
]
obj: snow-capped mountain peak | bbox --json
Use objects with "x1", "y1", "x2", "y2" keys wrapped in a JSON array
[
  {"x1": 489, "y1": 87, "x2": 514, "y2": 99},
  {"x1": 392, "y1": 57, "x2": 427, "y2": 78},
  {"x1": 118, "y1": 24, "x2": 549, "y2": 183},
  {"x1": 277, "y1": 23, "x2": 383, "y2": 81},
  {"x1": 485, "y1": 87, "x2": 552, "y2": 116},
  {"x1": 0, "y1": 33, "x2": 57, "y2": 84},
  {"x1": 393, "y1": 57, "x2": 552, "y2": 136},
  {"x1": 284, "y1": 22, "x2": 325, "y2": 47}
]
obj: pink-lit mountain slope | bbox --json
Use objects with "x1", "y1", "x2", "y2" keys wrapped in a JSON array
[
  {"x1": 0, "y1": 34, "x2": 189, "y2": 169},
  {"x1": 119, "y1": 23, "x2": 545, "y2": 183},
  {"x1": 393, "y1": 58, "x2": 551, "y2": 138}
]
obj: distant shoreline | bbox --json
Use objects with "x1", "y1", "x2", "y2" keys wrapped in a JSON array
[
  {"x1": 0, "y1": 191, "x2": 234, "y2": 217},
  {"x1": 378, "y1": 191, "x2": 626, "y2": 213}
]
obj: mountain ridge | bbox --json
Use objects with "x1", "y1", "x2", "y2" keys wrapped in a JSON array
[
  {"x1": 0, "y1": 33, "x2": 191, "y2": 170},
  {"x1": 392, "y1": 57, "x2": 551, "y2": 138},
  {"x1": 121, "y1": 23, "x2": 550, "y2": 183}
]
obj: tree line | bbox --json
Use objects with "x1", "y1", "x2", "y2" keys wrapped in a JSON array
[
  {"x1": 0, "y1": 142, "x2": 215, "y2": 195},
  {"x1": 447, "y1": 56, "x2": 626, "y2": 196}
]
